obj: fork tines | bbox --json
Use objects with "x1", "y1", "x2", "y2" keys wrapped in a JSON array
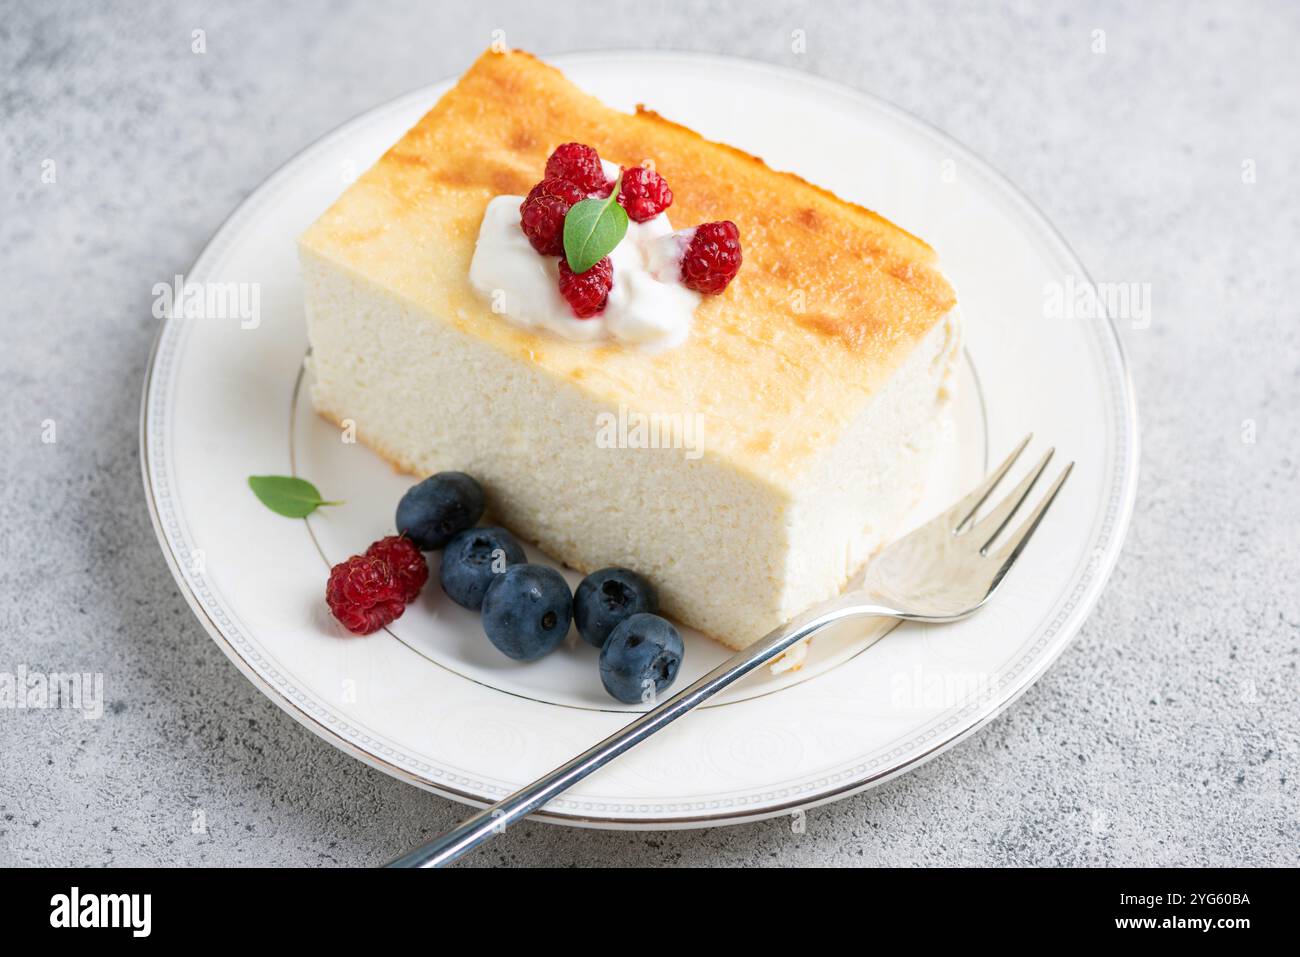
[{"x1": 952, "y1": 433, "x2": 1073, "y2": 563}]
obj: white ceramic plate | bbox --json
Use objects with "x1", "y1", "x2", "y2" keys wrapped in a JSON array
[{"x1": 141, "y1": 51, "x2": 1138, "y2": 827}]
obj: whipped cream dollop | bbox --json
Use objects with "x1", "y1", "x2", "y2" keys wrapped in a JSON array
[{"x1": 468, "y1": 189, "x2": 700, "y2": 350}]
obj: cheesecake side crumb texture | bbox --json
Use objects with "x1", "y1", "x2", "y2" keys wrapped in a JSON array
[{"x1": 300, "y1": 49, "x2": 960, "y2": 649}]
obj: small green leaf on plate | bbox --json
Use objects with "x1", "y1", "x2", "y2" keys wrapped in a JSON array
[
  {"x1": 563, "y1": 175, "x2": 628, "y2": 274},
  {"x1": 247, "y1": 475, "x2": 342, "y2": 518}
]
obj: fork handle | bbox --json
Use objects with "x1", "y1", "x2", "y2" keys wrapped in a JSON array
[{"x1": 387, "y1": 601, "x2": 892, "y2": 868}]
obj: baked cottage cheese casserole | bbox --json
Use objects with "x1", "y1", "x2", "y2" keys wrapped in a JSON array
[{"x1": 300, "y1": 49, "x2": 960, "y2": 651}]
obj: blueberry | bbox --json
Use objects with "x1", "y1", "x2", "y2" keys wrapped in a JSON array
[
  {"x1": 599, "y1": 613, "x2": 683, "y2": 704},
  {"x1": 439, "y1": 526, "x2": 526, "y2": 610},
  {"x1": 481, "y1": 564, "x2": 572, "y2": 662},
  {"x1": 574, "y1": 567, "x2": 659, "y2": 648},
  {"x1": 396, "y1": 472, "x2": 485, "y2": 550}
]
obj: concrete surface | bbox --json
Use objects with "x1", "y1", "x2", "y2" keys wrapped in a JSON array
[{"x1": 2, "y1": 0, "x2": 1297, "y2": 867}]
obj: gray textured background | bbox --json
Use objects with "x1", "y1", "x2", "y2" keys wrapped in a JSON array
[{"x1": 2, "y1": 0, "x2": 1297, "y2": 867}]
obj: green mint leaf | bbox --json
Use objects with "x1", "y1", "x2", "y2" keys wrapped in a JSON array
[
  {"x1": 563, "y1": 176, "x2": 628, "y2": 274},
  {"x1": 247, "y1": 475, "x2": 341, "y2": 518}
]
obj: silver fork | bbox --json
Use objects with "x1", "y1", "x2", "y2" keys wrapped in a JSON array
[{"x1": 389, "y1": 435, "x2": 1071, "y2": 868}]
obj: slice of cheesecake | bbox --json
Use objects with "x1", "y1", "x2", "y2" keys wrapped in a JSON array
[{"x1": 300, "y1": 49, "x2": 959, "y2": 650}]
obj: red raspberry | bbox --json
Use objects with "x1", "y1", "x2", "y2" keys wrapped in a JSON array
[
  {"x1": 681, "y1": 221, "x2": 743, "y2": 294},
  {"x1": 523, "y1": 176, "x2": 585, "y2": 207},
  {"x1": 558, "y1": 257, "x2": 614, "y2": 318},
  {"x1": 519, "y1": 177, "x2": 585, "y2": 255},
  {"x1": 617, "y1": 166, "x2": 673, "y2": 222},
  {"x1": 325, "y1": 555, "x2": 407, "y2": 635},
  {"x1": 545, "y1": 143, "x2": 608, "y2": 195},
  {"x1": 365, "y1": 535, "x2": 428, "y2": 604}
]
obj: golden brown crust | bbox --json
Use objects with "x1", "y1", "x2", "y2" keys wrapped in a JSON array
[{"x1": 301, "y1": 48, "x2": 956, "y2": 488}]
